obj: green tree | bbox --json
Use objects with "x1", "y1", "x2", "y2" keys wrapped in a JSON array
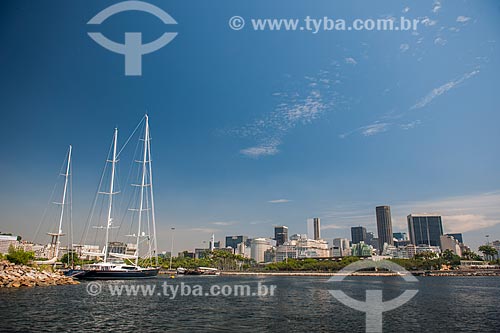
[
  {"x1": 6, "y1": 245, "x2": 34, "y2": 265},
  {"x1": 61, "y1": 251, "x2": 83, "y2": 267},
  {"x1": 461, "y1": 250, "x2": 482, "y2": 261},
  {"x1": 478, "y1": 245, "x2": 498, "y2": 261},
  {"x1": 414, "y1": 251, "x2": 437, "y2": 261}
]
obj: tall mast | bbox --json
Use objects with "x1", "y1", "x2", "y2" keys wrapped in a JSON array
[
  {"x1": 135, "y1": 115, "x2": 149, "y2": 266},
  {"x1": 104, "y1": 128, "x2": 118, "y2": 264},
  {"x1": 54, "y1": 145, "x2": 72, "y2": 260},
  {"x1": 146, "y1": 115, "x2": 158, "y2": 266}
]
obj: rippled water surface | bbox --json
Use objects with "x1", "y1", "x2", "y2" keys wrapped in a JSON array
[{"x1": 1, "y1": 276, "x2": 499, "y2": 332}]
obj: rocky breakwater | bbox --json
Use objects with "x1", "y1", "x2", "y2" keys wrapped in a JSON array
[{"x1": 0, "y1": 260, "x2": 79, "y2": 288}]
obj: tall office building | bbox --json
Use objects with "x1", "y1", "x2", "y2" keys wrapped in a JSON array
[
  {"x1": 365, "y1": 232, "x2": 379, "y2": 251},
  {"x1": 331, "y1": 238, "x2": 350, "y2": 257},
  {"x1": 351, "y1": 226, "x2": 367, "y2": 244},
  {"x1": 407, "y1": 214, "x2": 444, "y2": 247},
  {"x1": 225, "y1": 235, "x2": 248, "y2": 250},
  {"x1": 446, "y1": 233, "x2": 463, "y2": 244},
  {"x1": 393, "y1": 232, "x2": 408, "y2": 241},
  {"x1": 274, "y1": 226, "x2": 289, "y2": 246},
  {"x1": 376, "y1": 206, "x2": 394, "y2": 251},
  {"x1": 307, "y1": 218, "x2": 321, "y2": 240}
]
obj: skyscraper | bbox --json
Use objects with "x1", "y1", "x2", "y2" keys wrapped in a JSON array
[
  {"x1": 274, "y1": 226, "x2": 289, "y2": 246},
  {"x1": 407, "y1": 214, "x2": 444, "y2": 247},
  {"x1": 446, "y1": 233, "x2": 463, "y2": 244},
  {"x1": 307, "y1": 218, "x2": 321, "y2": 240},
  {"x1": 225, "y1": 235, "x2": 248, "y2": 250},
  {"x1": 376, "y1": 206, "x2": 394, "y2": 251},
  {"x1": 351, "y1": 226, "x2": 367, "y2": 244}
]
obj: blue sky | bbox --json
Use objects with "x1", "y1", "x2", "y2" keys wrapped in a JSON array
[{"x1": 0, "y1": 0, "x2": 499, "y2": 253}]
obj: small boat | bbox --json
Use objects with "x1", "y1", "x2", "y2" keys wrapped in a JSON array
[{"x1": 176, "y1": 266, "x2": 220, "y2": 275}]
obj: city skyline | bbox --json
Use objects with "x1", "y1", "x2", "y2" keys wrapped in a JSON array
[{"x1": 1, "y1": 1, "x2": 500, "y2": 253}]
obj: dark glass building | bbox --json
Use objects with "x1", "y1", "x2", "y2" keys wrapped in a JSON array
[
  {"x1": 446, "y1": 233, "x2": 463, "y2": 244},
  {"x1": 274, "y1": 226, "x2": 288, "y2": 246},
  {"x1": 376, "y1": 206, "x2": 394, "y2": 250},
  {"x1": 307, "y1": 218, "x2": 321, "y2": 240},
  {"x1": 225, "y1": 235, "x2": 248, "y2": 250},
  {"x1": 351, "y1": 226, "x2": 367, "y2": 244},
  {"x1": 407, "y1": 214, "x2": 444, "y2": 247}
]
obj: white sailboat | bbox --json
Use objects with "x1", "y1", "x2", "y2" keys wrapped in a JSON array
[{"x1": 67, "y1": 115, "x2": 159, "y2": 279}]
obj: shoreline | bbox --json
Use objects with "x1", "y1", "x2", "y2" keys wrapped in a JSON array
[
  {"x1": 218, "y1": 270, "x2": 500, "y2": 277},
  {"x1": 0, "y1": 260, "x2": 79, "y2": 288}
]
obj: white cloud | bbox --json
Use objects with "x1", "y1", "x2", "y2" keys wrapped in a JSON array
[
  {"x1": 421, "y1": 17, "x2": 437, "y2": 27},
  {"x1": 402, "y1": 7, "x2": 410, "y2": 14},
  {"x1": 434, "y1": 37, "x2": 447, "y2": 46},
  {"x1": 432, "y1": 1, "x2": 441, "y2": 14},
  {"x1": 411, "y1": 69, "x2": 479, "y2": 110},
  {"x1": 456, "y1": 16, "x2": 471, "y2": 23},
  {"x1": 340, "y1": 122, "x2": 391, "y2": 139},
  {"x1": 400, "y1": 120, "x2": 422, "y2": 130},
  {"x1": 240, "y1": 143, "x2": 279, "y2": 158},
  {"x1": 322, "y1": 224, "x2": 346, "y2": 230},
  {"x1": 393, "y1": 192, "x2": 500, "y2": 234},
  {"x1": 189, "y1": 227, "x2": 219, "y2": 234},
  {"x1": 345, "y1": 57, "x2": 357, "y2": 65},
  {"x1": 210, "y1": 221, "x2": 237, "y2": 226},
  {"x1": 361, "y1": 123, "x2": 390, "y2": 136},
  {"x1": 400, "y1": 43, "x2": 410, "y2": 52},
  {"x1": 268, "y1": 199, "x2": 291, "y2": 204},
  {"x1": 441, "y1": 214, "x2": 498, "y2": 233},
  {"x1": 233, "y1": 68, "x2": 331, "y2": 157}
]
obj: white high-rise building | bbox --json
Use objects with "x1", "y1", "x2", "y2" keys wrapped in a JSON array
[
  {"x1": 250, "y1": 238, "x2": 273, "y2": 263},
  {"x1": 440, "y1": 235, "x2": 462, "y2": 256},
  {"x1": 331, "y1": 238, "x2": 350, "y2": 257}
]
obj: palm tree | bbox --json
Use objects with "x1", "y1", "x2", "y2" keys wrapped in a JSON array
[{"x1": 478, "y1": 245, "x2": 498, "y2": 261}]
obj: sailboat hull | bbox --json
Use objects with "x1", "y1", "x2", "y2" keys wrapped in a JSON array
[{"x1": 66, "y1": 268, "x2": 159, "y2": 280}]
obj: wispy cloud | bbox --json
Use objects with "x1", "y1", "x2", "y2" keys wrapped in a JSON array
[
  {"x1": 421, "y1": 17, "x2": 437, "y2": 27},
  {"x1": 410, "y1": 69, "x2": 479, "y2": 110},
  {"x1": 189, "y1": 227, "x2": 219, "y2": 234},
  {"x1": 230, "y1": 67, "x2": 335, "y2": 158},
  {"x1": 400, "y1": 120, "x2": 421, "y2": 130},
  {"x1": 240, "y1": 142, "x2": 280, "y2": 158},
  {"x1": 340, "y1": 122, "x2": 390, "y2": 138},
  {"x1": 432, "y1": 1, "x2": 441, "y2": 14},
  {"x1": 392, "y1": 192, "x2": 500, "y2": 234},
  {"x1": 345, "y1": 57, "x2": 357, "y2": 65},
  {"x1": 341, "y1": 67, "x2": 479, "y2": 139},
  {"x1": 268, "y1": 199, "x2": 291, "y2": 204},
  {"x1": 322, "y1": 224, "x2": 346, "y2": 230},
  {"x1": 210, "y1": 221, "x2": 237, "y2": 226},
  {"x1": 434, "y1": 37, "x2": 447, "y2": 46},
  {"x1": 400, "y1": 43, "x2": 410, "y2": 52},
  {"x1": 361, "y1": 123, "x2": 390, "y2": 136},
  {"x1": 456, "y1": 16, "x2": 471, "y2": 23}
]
